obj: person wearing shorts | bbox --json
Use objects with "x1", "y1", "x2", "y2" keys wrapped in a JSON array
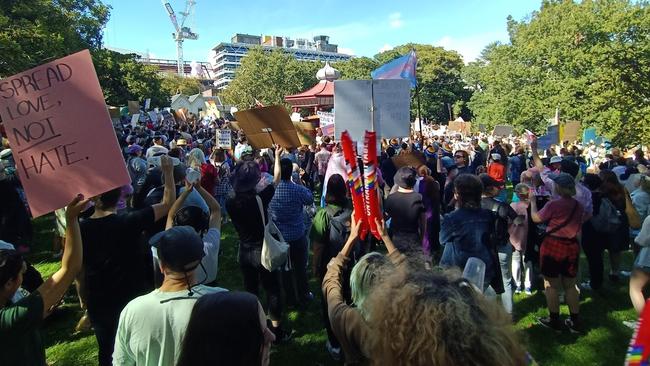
[{"x1": 530, "y1": 173, "x2": 586, "y2": 333}]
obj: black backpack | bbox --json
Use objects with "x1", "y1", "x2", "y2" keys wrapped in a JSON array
[{"x1": 325, "y1": 205, "x2": 353, "y2": 259}]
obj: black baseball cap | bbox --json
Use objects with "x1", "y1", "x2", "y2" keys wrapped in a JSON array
[{"x1": 149, "y1": 226, "x2": 205, "y2": 273}]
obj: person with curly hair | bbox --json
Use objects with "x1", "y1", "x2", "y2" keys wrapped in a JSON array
[{"x1": 365, "y1": 259, "x2": 528, "y2": 365}]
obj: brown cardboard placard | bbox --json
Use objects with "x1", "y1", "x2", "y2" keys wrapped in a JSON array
[
  {"x1": 448, "y1": 121, "x2": 472, "y2": 135},
  {"x1": 128, "y1": 100, "x2": 140, "y2": 114},
  {"x1": 233, "y1": 105, "x2": 300, "y2": 149},
  {"x1": 392, "y1": 151, "x2": 425, "y2": 169},
  {"x1": 562, "y1": 121, "x2": 581, "y2": 142}
]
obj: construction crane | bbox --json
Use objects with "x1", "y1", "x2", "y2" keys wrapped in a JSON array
[{"x1": 162, "y1": 0, "x2": 198, "y2": 76}]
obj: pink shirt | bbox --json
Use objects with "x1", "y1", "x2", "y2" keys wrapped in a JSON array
[
  {"x1": 537, "y1": 197, "x2": 585, "y2": 239},
  {"x1": 509, "y1": 201, "x2": 529, "y2": 251}
]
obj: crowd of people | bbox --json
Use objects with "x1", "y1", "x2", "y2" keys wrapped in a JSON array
[{"x1": 1, "y1": 110, "x2": 649, "y2": 365}]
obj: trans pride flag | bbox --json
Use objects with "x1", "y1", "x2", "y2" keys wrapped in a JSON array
[{"x1": 371, "y1": 50, "x2": 417, "y2": 89}]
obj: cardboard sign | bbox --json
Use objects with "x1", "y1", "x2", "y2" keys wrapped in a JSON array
[
  {"x1": 216, "y1": 129, "x2": 232, "y2": 149},
  {"x1": 493, "y1": 125, "x2": 514, "y2": 137},
  {"x1": 131, "y1": 113, "x2": 140, "y2": 128},
  {"x1": 561, "y1": 120, "x2": 580, "y2": 142},
  {"x1": 148, "y1": 111, "x2": 159, "y2": 123},
  {"x1": 233, "y1": 105, "x2": 301, "y2": 149},
  {"x1": 392, "y1": 151, "x2": 425, "y2": 169},
  {"x1": 128, "y1": 100, "x2": 140, "y2": 114},
  {"x1": 0, "y1": 50, "x2": 130, "y2": 217},
  {"x1": 144, "y1": 98, "x2": 151, "y2": 111},
  {"x1": 334, "y1": 79, "x2": 410, "y2": 142},
  {"x1": 317, "y1": 111, "x2": 335, "y2": 136},
  {"x1": 293, "y1": 121, "x2": 316, "y2": 146},
  {"x1": 448, "y1": 121, "x2": 472, "y2": 135},
  {"x1": 228, "y1": 121, "x2": 241, "y2": 131},
  {"x1": 537, "y1": 125, "x2": 560, "y2": 151},
  {"x1": 479, "y1": 124, "x2": 487, "y2": 133},
  {"x1": 107, "y1": 106, "x2": 121, "y2": 119}
]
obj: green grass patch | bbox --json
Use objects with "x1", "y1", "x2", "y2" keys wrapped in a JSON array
[{"x1": 27, "y1": 215, "x2": 636, "y2": 365}]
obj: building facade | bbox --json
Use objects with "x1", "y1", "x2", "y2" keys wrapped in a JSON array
[{"x1": 211, "y1": 33, "x2": 352, "y2": 90}]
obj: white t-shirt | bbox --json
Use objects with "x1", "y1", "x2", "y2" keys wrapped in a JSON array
[
  {"x1": 152, "y1": 228, "x2": 221, "y2": 284},
  {"x1": 113, "y1": 285, "x2": 226, "y2": 366}
]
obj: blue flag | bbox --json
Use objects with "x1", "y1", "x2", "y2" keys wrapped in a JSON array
[{"x1": 371, "y1": 50, "x2": 417, "y2": 89}]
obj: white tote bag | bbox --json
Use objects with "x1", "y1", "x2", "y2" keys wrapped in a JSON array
[{"x1": 256, "y1": 196, "x2": 289, "y2": 271}]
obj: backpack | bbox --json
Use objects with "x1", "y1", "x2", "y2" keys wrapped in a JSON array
[
  {"x1": 325, "y1": 205, "x2": 353, "y2": 259},
  {"x1": 488, "y1": 200, "x2": 510, "y2": 246},
  {"x1": 591, "y1": 197, "x2": 622, "y2": 233}
]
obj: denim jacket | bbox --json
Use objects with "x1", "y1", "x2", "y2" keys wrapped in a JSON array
[{"x1": 440, "y1": 207, "x2": 496, "y2": 283}]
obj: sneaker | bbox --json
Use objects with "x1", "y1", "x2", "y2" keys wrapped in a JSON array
[
  {"x1": 623, "y1": 320, "x2": 638, "y2": 330},
  {"x1": 581, "y1": 281, "x2": 592, "y2": 291},
  {"x1": 537, "y1": 317, "x2": 562, "y2": 331},
  {"x1": 326, "y1": 341, "x2": 342, "y2": 361},
  {"x1": 525, "y1": 287, "x2": 533, "y2": 295},
  {"x1": 564, "y1": 318, "x2": 581, "y2": 334},
  {"x1": 515, "y1": 287, "x2": 523, "y2": 294}
]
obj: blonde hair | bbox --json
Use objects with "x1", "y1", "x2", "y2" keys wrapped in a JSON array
[
  {"x1": 366, "y1": 268, "x2": 527, "y2": 366},
  {"x1": 187, "y1": 148, "x2": 205, "y2": 169}
]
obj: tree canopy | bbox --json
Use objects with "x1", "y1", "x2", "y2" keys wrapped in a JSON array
[
  {"x1": 220, "y1": 48, "x2": 322, "y2": 110},
  {"x1": 0, "y1": 0, "x2": 110, "y2": 77},
  {"x1": 465, "y1": 0, "x2": 650, "y2": 146}
]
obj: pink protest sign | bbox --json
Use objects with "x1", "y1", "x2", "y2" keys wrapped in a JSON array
[{"x1": 0, "y1": 50, "x2": 130, "y2": 217}]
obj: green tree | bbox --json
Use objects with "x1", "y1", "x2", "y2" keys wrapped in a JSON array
[
  {"x1": 220, "y1": 47, "x2": 321, "y2": 110},
  {"x1": 160, "y1": 74, "x2": 203, "y2": 96},
  {"x1": 93, "y1": 49, "x2": 167, "y2": 107},
  {"x1": 0, "y1": 0, "x2": 110, "y2": 77},
  {"x1": 466, "y1": 0, "x2": 650, "y2": 146},
  {"x1": 333, "y1": 57, "x2": 378, "y2": 80},
  {"x1": 374, "y1": 44, "x2": 470, "y2": 123}
]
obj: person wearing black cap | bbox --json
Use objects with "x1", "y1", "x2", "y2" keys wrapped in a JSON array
[
  {"x1": 384, "y1": 167, "x2": 426, "y2": 253},
  {"x1": 480, "y1": 174, "x2": 520, "y2": 315},
  {"x1": 113, "y1": 226, "x2": 226, "y2": 366}
]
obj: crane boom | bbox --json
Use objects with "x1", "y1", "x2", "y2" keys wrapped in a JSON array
[{"x1": 162, "y1": 1, "x2": 199, "y2": 76}]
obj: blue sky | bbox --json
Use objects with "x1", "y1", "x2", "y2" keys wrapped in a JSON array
[{"x1": 103, "y1": 0, "x2": 541, "y2": 63}]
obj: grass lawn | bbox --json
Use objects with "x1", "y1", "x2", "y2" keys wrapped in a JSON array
[{"x1": 28, "y1": 214, "x2": 637, "y2": 366}]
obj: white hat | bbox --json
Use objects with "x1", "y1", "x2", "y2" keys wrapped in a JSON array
[
  {"x1": 0, "y1": 149, "x2": 11, "y2": 159},
  {"x1": 550, "y1": 156, "x2": 563, "y2": 164},
  {"x1": 491, "y1": 153, "x2": 501, "y2": 161}
]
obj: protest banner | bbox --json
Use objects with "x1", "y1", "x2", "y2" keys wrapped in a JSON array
[
  {"x1": 128, "y1": 100, "x2": 140, "y2": 114},
  {"x1": 0, "y1": 50, "x2": 130, "y2": 217},
  {"x1": 148, "y1": 111, "x2": 158, "y2": 124},
  {"x1": 448, "y1": 121, "x2": 472, "y2": 135},
  {"x1": 215, "y1": 129, "x2": 232, "y2": 149},
  {"x1": 392, "y1": 151, "x2": 425, "y2": 169},
  {"x1": 537, "y1": 125, "x2": 560, "y2": 150},
  {"x1": 233, "y1": 105, "x2": 301, "y2": 149},
  {"x1": 334, "y1": 79, "x2": 410, "y2": 143},
  {"x1": 293, "y1": 121, "x2": 316, "y2": 146},
  {"x1": 316, "y1": 111, "x2": 335, "y2": 136},
  {"x1": 493, "y1": 125, "x2": 514, "y2": 136},
  {"x1": 561, "y1": 120, "x2": 580, "y2": 142},
  {"x1": 131, "y1": 113, "x2": 140, "y2": 128},
  {"x1": 144, "y1": 98, "x2": 151, "y2": 111}
]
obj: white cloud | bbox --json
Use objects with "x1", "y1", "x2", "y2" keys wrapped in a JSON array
[
  {"x1": 379, "y1": 44, "x2": 393, "y2": 53},
  {"x1": 338, "y1": 47, "x2": 356, "y2": 55},
  {"x1": 389, "y1": 12, "x2": 403, "y2": 29},
  {"x1": 434, "y1": 32, "x2": 508, "y2": 63}
]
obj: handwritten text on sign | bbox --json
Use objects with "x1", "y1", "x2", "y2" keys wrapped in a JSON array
[{"x1": 0, "y1": 50, "x2": 130, "y2": 217}]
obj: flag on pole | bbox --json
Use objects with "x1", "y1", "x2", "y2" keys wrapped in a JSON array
[{"x1": 371, "y1": 50, "x2": 417, "y2": 89}]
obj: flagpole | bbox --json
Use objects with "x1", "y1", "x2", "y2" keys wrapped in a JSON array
[{"x1": 416, "y1": 84, "x2": 423, "y2": 145}]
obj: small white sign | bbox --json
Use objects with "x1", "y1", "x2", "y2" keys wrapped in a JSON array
[{"x1": 216, "y1": 129, "x2": 232, "y2": 149}]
